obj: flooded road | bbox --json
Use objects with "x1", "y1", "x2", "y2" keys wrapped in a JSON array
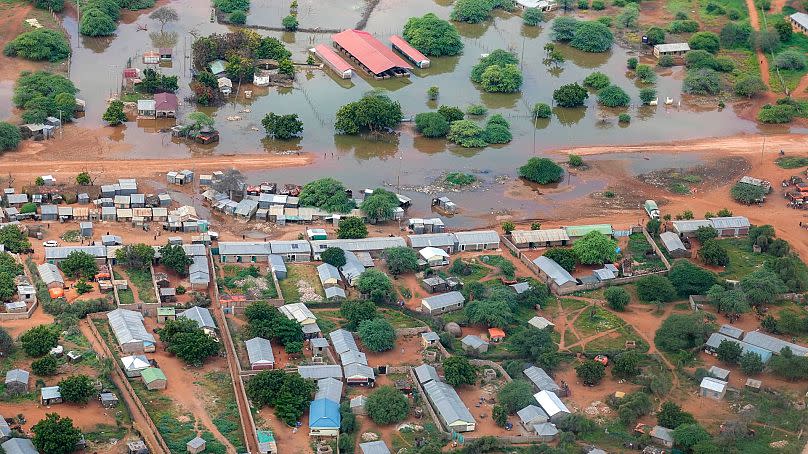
[{"x1": 8, "y1": 0, "x2": 807, "y2": 225}]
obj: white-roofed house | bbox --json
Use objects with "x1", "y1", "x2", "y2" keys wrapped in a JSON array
[
  {"x1": 421, "y1": 291, "x2": 465, "y2": 315},
  {"x1": 653, "y1": 42, "x2": 690, "y2": 59},
  {"x1": 790, "y1": 11, "x2": 808, "y2": 33},
  {"x1": 453, "y1": 230, "x2": 500, "y2": 251},
  {"x1": 659, "y1": 231, "x2": 690, "y2": 258},
  {"x1": 419, "y1": 247, "x2": 450, "y2": 267},
  {"x1": 699, "y1": 377, "x2": 728, "y2": 400},
  {"x1": 280, "y1": 303, "x2": 317, "y2": 325},
  {"x1": 533, "y1": 422, "x2": 559, "y2": 442},
  {"x1": 528, "y1": 316, "x2": 555, "y2": 330},
  {"x1": 461, "y1": 335, "x2": 489, "y2": 354},
  {"x1": 245, "y1": 337, "x2": 276, "y2": 370},
  {"x1": 510, "y1": 229, "x2": 570, "y2": 248},
  {"x1": 121, "y1": 355, "x2": 151, "y2": 377},
  {"x1": 517, "y1": 405, "x2": 549, "y2": 430},
  {"x1": 534, "y1": 390, "x2": 570, "y2": 423},
  {"x1": 317, "y1": 263, "x2": 342, "y2": 288},
  {"x1": 359, "y1": 440, "x2": 391, "y2": 454}
]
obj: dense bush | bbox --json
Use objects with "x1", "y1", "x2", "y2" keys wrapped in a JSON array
[
  {"x1": 636, "y1": 275, "x2": 676, "y2": 302},
  {"x1": 668, "y1": 260, "x2": 716, "y2": 297},
  {"x1": 682, "y1": 68, "x2": 721, "y2": 95},
  {"x1": 774, "y1": 50, "x2": 807, "y2": 70},
  {"x1": 646, "y1": 26, "x2": 666, "y2": 45},
  {"x1": 597, "y1": 85, "x2": 630, "y2": 107},
  {"x1": 450, "y1": 0, "x2": 495, "y2": 23},
  {"x1": 654, "y1": 313, "x2": 712, "y2": 352},
  {"x1": 720, "y1": 22, "x2": 753, "y2": 48},
  {"x1": 570, "y1": 21, "x2": 613, "y2": 52},
  {"x1": 544, "y1": 248, "x2": 576, "y2": 272},
  {"x1": 523, "y1": 7, "x2": 543, "y2": 25},
  {"x1": 482, "y1": 115, "x2": 512, "y2": 144},
  {"x1": 689, "y1": 32, "x2": 720, "y2": 53},
  {"x1": 470, "y1": 50, "x2": 522, "y2": 93},
  {"x1": 335, "y1": 90, "x2": 403, "y2": 134},
  {"x1": 80, "y1": 7, "x2": 117, "y2": 37},
  {"x1": 553, "y1": 83, "x2": 589, "y2": 107},
  {"x1": 0, "y1": 122, "x2": 22, "y2": 152},
  {"x1": 299, "y1": 178, "x2": 355, "y2": 213},
  {"x1": 552, "y1": 16, "x2": 580, "y2": 41},
  {"x1": 734, "y1": 75, "x2": 765, "y2": 98},
  {"x1": 32, "y1": 0, "x2": 65, "y2": 12},
  {"x1": 4, "y1": 29, "x2": 70, "y2": 62},
  {"x1": 439, "y1": 105, "x2": 466, "y2": 122},
  {"x1": 214, "y1": 0, "x2": 250, "y2": 13},
  {"x1": 532, "y1": 103, "x2": 552, "y2": 119},
  {"x1": 583, "y1": 71, "x2": 610, "y2": 90},
  {"x1": 403, "y1": 13, "x2": 463, "y2": 56},
  {"x1": 639, "y1": 87, "x2": 657, "y2": 104},
  {"x1": 730, "y1": 181, "x2": 768, "y2": 202},
  {"x1": 519, "y1": 157, "x2": 564, "y2": 184},
  {"x1": 229, "y1": 10, "x2": 246, "y2": 24},
  {"x1": 605, "y1": 286, "x2": 630, "y2": 310},
  {"x1": 758, "y1": 104, "x2": 796, "y2": 124},
  {"x1": 414, "y1": 112, "x2": 450, "y2": 138},
  {"x1": 667, "y1": 20, "x2": 699, "y2": 33},
  {"x1": 447, "y1": 120, "x2": 486, "y2": 147}
]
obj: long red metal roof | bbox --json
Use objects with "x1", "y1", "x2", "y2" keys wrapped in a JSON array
[
  {"x1": 332, "y1": 29, "x2": 412, "y2": 75},
  {"x1": 314, "y1": 44, "x2": 353, "y2": 73},
  {"x1": 389, "y1": 35, "x2": 429, "y2": 63}
]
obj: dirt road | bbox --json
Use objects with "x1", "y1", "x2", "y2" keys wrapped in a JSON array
[
  {"x1": 745, "y1": 0, "x2": 771, "y2": 88},
  {"x1": 80, "y1": 319, "x2": 169, "y2": 454}
]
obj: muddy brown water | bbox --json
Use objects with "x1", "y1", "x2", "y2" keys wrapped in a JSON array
[{"x1": 13, "y1": 0, "x2": 808, "y2": 226}]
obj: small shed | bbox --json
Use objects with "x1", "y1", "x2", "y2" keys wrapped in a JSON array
[
  {"x1": 421, "y1": 291, "x2": 465, "y2": 315},
  {"x1": 650, "y1": 425, "x2": 674, "y2": 448},
  {"x1": 137, "y1": 99, "x2": 156, "y2": 118},
  {"x1": 4, "y1": 369, "x2": 29, "y2": 395},
  {"x1": 122, "y1": 355, "x2": 151, "y2": 378},
  {"x1": 653, "y1": 42, "x2": 690, "y2": 59},
  {"x1": 127, "y1": 440, "x2": 149, "y2": 454},
  {"x1": 325, "y1": 286, "x2": 346, "y2": 302},
  {"x1": 142, "y1": 367, "x2": 167, "y2": 390},
  {"x1": 307, "y1": 228, "x2": 328, "y2": 240},
  {"x1": 745, "y1": 378, "x2": 762, "y2": 391},
  {"x1": 517, "y1": 404, "x2": 549, "y2": 430},
  {"x1": 160, "y1": 287, "x2": 177, "y2": 303},
  {"x1": 100, "y1": 392, "x2": 119, "y2": 408},
  {"x1": 421, "y1": 331, "x2": 440, "y2": 347},
  {"x1": 708, "y1": 365, "x2": 730, "y2": 381},
  {"x1": 699, "y1": 377, "x2": 728, "y2": 400},
  {"x1": 40, "y1": 204, "x2": 58, "y2": 221},
  {"x1": 421, "y1": 276, "x2": 448, "y2": 294},
  {"x1": 659, "y1": 231, "x2": 690, "y2": 258},
  {"x1": 528, "y1": 316, "x2": 555, "y2": 330},
  {"x1": 78, "y1": 193, "x2": 90, "y2": 204},
  {"x1": 41, "y1": 385, "x2": 62, "y2": 405},
  {"x1": 350, "y1": 395, "x2": 367, "y2": 415},
  {"x1": 245, "y1": 337, "x2": 276, "y2": 370},
  {"x1": 533, "y1": 422, "x2": 559, "y2": 442},
  {"x1": 359, "y1": 440, "x2": 391, "y2": 454},
  {"x1": 187, "y1": 436, "x2": 206, "y2": 454},
  {"x1": 269, "y1": 254, "x2": 287, "y2": 280},
  {"x1": 461, "y1": 335, "x2": 489, "y2": 354},
  {"x1": 311, "y1": 337, "x2": 329, "y2": 356},
  {"x1": 157, "y1": 307, "x2": 176, "y2": 323},
  {"x1": 488, "y1": 328, "x2": 505, "y2": 342},
  {"x1": 80, "y1": 221, "x2": 93, "y2": 238},
  {"x1": 419, "y1": 246, "x2": 449, "y2": 267}
]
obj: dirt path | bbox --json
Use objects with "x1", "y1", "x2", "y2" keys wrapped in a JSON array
[
  {"x1": 79, "y1": 319, "x2": 169, "y2": 454},
  {"x1": 745, "y1": 0, "x2": 771, "y2": 88},
  {"x1": 793, "y1": 72, "x2": 808, "y2": 98}
]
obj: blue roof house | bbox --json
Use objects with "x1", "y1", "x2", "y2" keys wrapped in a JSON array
[{"x1": 309, "y1": 398, "x2": 341, "y2": 437}]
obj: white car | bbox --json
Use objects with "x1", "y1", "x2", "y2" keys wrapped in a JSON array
[{"x1": 42, "y1": 240, "x2": 59, "y2": 248}]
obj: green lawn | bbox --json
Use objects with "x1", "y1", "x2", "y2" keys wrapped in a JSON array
[
  {"x1": 776, "y1": 156, "x2": 808, "y2": 169},
  {"x1": 716, "y1": 238, "x2": 768, "y2": 280},
  {"x1": 378, "y1": 308, "x2": 427, "y2": 329},
  {"x1": 584, "y1": 325, "x2": 650, "y2": 353},
  {"x1": 124, "y1": 267, "x2": 157, "y2": 304},
  {"x1": 278, "y1": 264, "x2": 324, "y2": 302},
  {"x1": 628, "y1": 233, "x2": 666, "y2": 272},
  {"x1": 559, "y1": 297, "x2": 588, "y2": 311},
  {"x1": 202, "y1": 372, "x2": 246, "y2": 452},
  {"x1": 117, "y1": 288, "x2": 135, "y2": 305},
  {"x1": 573, "y1": 306, "x2": 626, "y2": 339}
]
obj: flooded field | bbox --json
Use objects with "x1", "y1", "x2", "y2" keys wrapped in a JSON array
[{"x1": 7, "y1": 0, "x2": 807, "y2": 224}]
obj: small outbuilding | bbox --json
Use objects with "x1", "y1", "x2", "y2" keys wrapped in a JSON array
[
  {"x1": 421, "y1": 331, "x2": 440, "y2": 347},
  {"x1": 127, "y1": 440, "x2": 149, "y2": 454},
  {"x1": 350, "y1": 395, "x2": 367, "y2": 415},
  {"x1": 699, "y1": 377, "x2": 728, "y2": 400},
  {"x1": 245, "y1": 337, "x2": 276, "y2": 370},
  {"x1": 4, "y1": 369, "x2": 30, "y2": 395},
  {"x1": 100, "y1": 392, "x2": 119, "y2": 408},
  {"x1": 708, "y1": 365, "x2": 730, "y2": 381},
  {"x1": 653, "y1": 42, "x2": 690, "y2": 59},
  {"x1": 659, "y1": 231, "x2": 690, "y2": 258},
  {"x1": 137, "y1": 99, "x2": 156, "y2": 118},
  {"x1": 650, "y1": 425, "x2": 674, "y2": 448},
  {"x1": 517, "y1": 404, "x2": 549, "y2": 430},
  {"x1": 187, "y1": 436, "x2": 206, "y2": 454},
  {"x1": 359, "y1": 440, "x2": 391, "y2": 454},
  {"x1": 528, "y1": 316, "x2": 555, "y2": 330},
  {"x1": 142, "y1": 367, "x2": 167, "y2": 390},
  {"x1": 122, "y1": 355, "x2": 151, "y2": 378},
  {"x1": 461, "y1": 335, "x2": 489, "y2": 354},
  {"x1": 41, "y1": 386, "x2": 62, "y2": 405},
  {"x1": 533, "y1": 422, "x2": 559, "y2": 442}
]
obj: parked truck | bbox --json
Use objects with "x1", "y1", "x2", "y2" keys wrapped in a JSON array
[{"x1": 644, "y1": 200, "x2": 659, "y2": 219}]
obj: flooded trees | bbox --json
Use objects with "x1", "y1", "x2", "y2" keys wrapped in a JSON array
[
  {"x1": 136, "y1": 68, "x2": 179, "y2": 94},
  {"x1": 299, "y1": 178, "x2": 355, "y2": 213},
  {"x1": 553, "y1": 83, "x2": 588, "y2": 107},
  {"x1": 282, "y1": 15, "x2": 298, "y2": 31},
  {"x1": 597, "y1": 85, "x2": 630, "y2": 107},
  {"x1": 414, "y1": 112, "x2": 450, "y2": 138},
  {"x1": 334, "y1": 90, "x2": 403, "y2": 135},
  {"x1": 471, "y1": 50, "x2": 522, "y2": 93},
  {"x1": 447, "y1": 120, "x2": 486, "y2": 147},
  {"x1": 570, "y1": 21, "x2": 614, "y2": 52},
  {"x1": 0, "y1": 122, "x2": 21, "y2": 152},
  {"x1": 261, "y1": 113, "x2": 303, "y2": 140},
  {"x1": 149, "y1": 6, "x2": 179, "y2": 32},
  {"x1": 519, "y1": 157, "x2": 563, "y2": 184},
  {"x1": 13, "y1": 71, "x2": 77, "y2": 125},
  {"x1": 402, "y1": 13, "x2": 463, "y2": 56},
  {"x1": 522, "y1": 7, "x2": 543, "y2": 26},
  {"x1": 79, "y1": 0, "x2": 119, "y2": 36},
  {"x1": 361, "y1": 189, "x2": 399, "y2": 223},
  {"x1": 102, "y1": 100, "x2": 127, "y2": 126},
  {"x1": 3, "y1": 29, "x2": 70, "y2": 62},
  {"x1": 583, "y1": 71, "x2": 610, "y2": 90}
]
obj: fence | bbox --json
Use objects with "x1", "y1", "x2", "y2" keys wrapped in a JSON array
[
  {"x1": 469, "y1": 359, "x2": 512, "y2": 382},
  {"x1": 0, "y1": 300, "x2": 38, "y2": 320}
]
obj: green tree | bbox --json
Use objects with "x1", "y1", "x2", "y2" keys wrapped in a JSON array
[
  {"x1": 683, "y1": 68, "x2": 721, "y2": 95},
  {"x1": 571, "y1": 21, "x2": 613, "y2": 52},
  {"x1": 572, "y1": 231, "x2": 617, "y2": 265},
  {"x1": 689, "y1": 31, "x2": 720, "y2": 53},
  {"x1": 356, "y1": 269, "x2": 393, "y2": 303},
  {"x1": 384, "y1": 247, "x2": 419, "y2": 276},
  {"x1": 673, "y1": 424, "x2": 711, "y2": 451},
  {"x1": 58, "y1": 374, "x2": 95, "y2": 403},
  {"x1": 256, "y1": 36, "x2": 292, "y2": 60},
  {"x1": 523, "y1": 7, "x2": 543, "y2": 25},
  {"x1": 740, "y1": 351, "x2": 764, "y2": 375},
  {"x1": 654, "y1": 313, "x2": 711, "y2": 352},
  {"x1": 447, "y1": 120, "x2": 487, "y2": 148},
  {"x1": 414, "y1": 112, "x2": 450, "y2": 138},
  {"x1": 716, "y1": 339, "x2": 743, "y2": 363},
  {"x1": 262, "y1": 113, "x2": 303, "y2": 140},
  {"x1": 492, "y1": 404, "x2": 507, "y2": 426},
  {"x1": 32, "y1": 413, "x2": 82, "y2": 454},
  {"x1": 657, "y1": 401, "x2": 695, "y2": 429},
  {"x1": 497, "y1": 380, "x2": 535, "y2": 413},
  {"x1": 636, "y1": 275, "x2": 677, "y2": 302},
  {"x1": 0, "y1": 327, "x2": 13, "y2": 356},
  {"x1": 0, "y1": 122, "x2": 22, "y2": 152},
  {"x1": 340, "y1": 300, "x2": 377, "y2": 330},
  {"x1": 335, "y1": 90, "x2": 403, "y2": 134},
  {"x1": 32, "y1": 355, "x2": 59, "y2": 376},
  {"x1": 539, "y1": 249, "x2": 574, "y2": 273},
  {"x1": 532, "y1": 103, "x2": 551, "y2": 118},
  {"x1": 358, "y1": 318, "x2": 396, "y2": 352},
  {"x1": 583, "y1": 71, "x2": 610, "y2": 90},
  {"x1": 444, "y1": 355, "x2": 476, "y2": 386},
  {"x1": 321, "y1": 247, "x2": 346, "y2": 268},
  {"x1": 553, "y1": 83, "x2": 589, "y2": 107},
  {"x1": 214, "y1": 0, "x2": 249, "y2": 12},
  {"x1": 617, "y1": 391, "x2": 653, "y2": 424},
  {"x1": 612, "y1": 351, "x2": 642, "y2": 378},
  {"x1": 479, "y1": 64, "x2": 523, "y2": 93},
  {"x1": 758, "y1": 104, "x2": 796, "y2": 124},
  {"x1": 698, "y1": 239, "x2": 729, "y2": 266},
  {"x1": 59, "y1": 251, "x2": 99, "y2": 279},
  {"x1": 337, "y1": 217, "x2": 368, "y2": 239},
  {"x1": 774, "y1": 50, "x2": 806, "y2": 69},
  {"x1": 229, "y1": 10, "x2": 246, "y2": 24},
  {"x1": 402, "y1": 13, "x2": 463, "y2": 56},
  {"x1": 282, "y1": 14, "x2": 298, "y2": 30},
  {"x1": 149, "y1": 5, "x2": 179, "y2": 31},
  {"x1": 0, "y1": 225, "x2": 30, "y2": 252},
  {"x1": 734, "y1": 75, "x2": 765, "y2": 98},
  {"x1": 471, "y1": 50, "x2": 518, "y2": 82},
  {"x1": 166, "y1": 329, "x2": 220, "y2": 366},
  {"x1": 465, "y1": 299, "x2": 513, "y2": 327},
  {"x1": 519, "y1": 157, "x2": 564, "y2": 184},
  {"x1": 159, "y1": 244, "x2": 192, "y2": 276},
  {"x1": 4, "y1": 28, "x2": 70, "y2": 62},
  {"x1": 616, "y1": 4, "x2": 640, "y2": 28},
  {"x1": 605, "y1": 286, "x2": 630, "y2": 311},
  {"x1": 187, "y1": 111, "x2": 215, "y2": 129},
  {"x1": 450, "y1": 0, "x2": 494, "y2": 23},
  {"x1": 366, "y1": 386, "x2": 410, "y2": 425},
  {"x1": 635, "y1": 64, "x2": 657, "y2": 84},
  {"x1": 438, "y1": 105, "x2": 465, "y2": 122},
  {"x1": 115, "y1": 243, "x2": 156, "y2": 270},
  {"x1": 695, "y1": 226, "x2": 718, "y2": 243},
  {"x1": 552, "y1": 16, "x2": 580, "y2": 41},
  {"x1": 33, "y1": 0, "x2": 65, "y2": 12},
  {"x1": 299, "y1": 178, "x2": 355, "y2": 214},
  {"x1": 740, "y1": 267, "x2": 787, "y2": 306},
  {"x1": 76, "y1": 171, "x2": 91, "y2": 186},
  {"x1": 274, "y1": 373, "x2": 316, "y2": 425},
  {"x1": 508, "y1": 327, "x2": 559, "y2": 370},
  {"x1": 668, "y1": 260, "x2": 716, "y2": 297},
  {"x1": 80, "y1": 8, "x2": 117, "y2": 36},
  {"x1": 483, "y1": 115, "x2": 511, "y2": 144},
  {"x1": 576, "y1": 361, "x2": 605, "y2": 386},
  {"x1": 730, "y1": 181, "x2": 767, "y2": 203},
  {"x1": 646, "y1": 26, "x2": 666, "y2": 45},
  {"x1": 277, "y1": 58, "x2": 295, "y2": 77},
  {"x1": 597, "y1": 85, "x2": 630, "y2": 107},
  {"x1": 361, "y1": 188, "x2": 399, "y2": 222}
]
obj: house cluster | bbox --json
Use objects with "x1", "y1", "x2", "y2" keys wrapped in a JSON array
[
  {"x1": 1, "y1": 271, "x2": 36, "y2": 317},
  {"x1": 137, "y1": 92, "x2": 179, "y2": 119},
  {"x1": 513, "y1": 367, "x2": 571, "y2": 441},
  {"x1": 414, "y1": 364, "x2": 476, "y2": 432}
]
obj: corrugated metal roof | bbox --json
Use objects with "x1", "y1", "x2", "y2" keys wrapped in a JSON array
[
  {"x1": 659, "y1": 231, "x2": 686, "y2": 252},
  {"x1": 245, "y1": 337, "x2": 275, "y2": 365},
  {"x1": 564, "y1": 224, "x2": 612, "y2": 237},
  {"x1": 654, "y1": 42, "x2": 690, "y2": 52},
  {"x1": 218, "y1": 242, "x2": 272, "y2": 256},
  {"x1": 453, "y1": 230, "x2": 500, "y2": 245},
  {"x1": 708, "y1": 365, "x2": 730, "y2": 380},
  {"x1": 529, "y1": 316, "x2": 554, "y2": 329},
  {"x1": 533, "y1": 422, "x2": 559, "y2": 437},
  {"x1": 344, "y1": 363, "x2": 375, "y2": 380},
  {"x1": 341, "y1": 251, "x2": 365, "y2": 282},
  {"x1": 41, "y1": 386, "x2": 61, "y2": 400},
  {"x1": 359, "y1": 441, "x2": 391, "y2": 454},
  {"x1": 419, "y1": 247, "x2": 450, "y2": 260},
  {"x1": 269, "y1": 254, "x2": 287, "y2": 274},
  {"x1": 742, "y1": 331, "x2": 808, "y2": 356},
  {"x1": 791, "y1": 12, "x2": 808, "y2": 29},
  {"x1": 309, "y1": 398, "x2": 341, "y2": 429},
  {"x1": 340, "y1": 350, "x2": 368, "y2": 366},
  {"x1": 408, "y1": 233, "x2": 455, "y2": 248},
  {"x1": 705, "y1": 333, "x2": 773, "y2": 362},
  {"x1": 141, "y1": 367, "x2": 166, "y2": 383},
  {"x1": 331, "y1": 29, "x2": 412, "y2": 75},
  {"x1": 313, "y1": 44, "x2": 353, "y2": 72},
  {"x1": 461, "y1": 335, "x2": 487, "y2": 349},
  {"x1": 524, "y1": 366, "x2": 560, "y2": 393},
  {"x1": 423, "y1": 380, "x2": 475, "y2": 426},
  {"x1": 280, "y1": 303, "x2": 317, "y2": 325},
  {"x1": 189, "y1": 255, "x2": 210, "y2": 285},
  {"x1": 179, "y1": 306, "x2": 216, "y2": 329},
  {"x1": 422, "y1": 291, "x2": 465, "y2": 311},
  {"x1": 311, "y1": 337, "x2": 329, "y2": 348},
  {"x1": 651, "y1": 426, "x2": 674, "y2": 443},
  {"x1": 235, "y1": 199, "x2": 259, "y2": 217},
  {"x1": 298, "y1": 365, "x2": 343, "y2": 380},
  {"x1": 329, "y1": 329, "x2": 359, "y2": 354},
  {"x1": 511, "y1": 229, "x2": 570, "y2": 244},
  {"x1": 414, "y1": 364, "x2": 440, "y2": 384},
  {"x1": 389, "y1": 35, "x2": 428, "y2": 63},
  {"x1": 533, "y1": 256, "x2": 576, "y2": 286},
  {"x1": 1, "y1": 438, "x2": 38, "y2": 454},
  {"x1": 37, "y1": 263, "x2": 64, "y2": 285},
  {"x1": 671, "y1": 219, "x2": 712, "y2": 233},
  {"x1": 709, "y1": 216, "x2": 750, "y2": 229},
  {"x1": 534, "y1": 390, "x2": 569, "y2": 417},
  {"x1": 5, "y1": 368, "x2": 29, "y2": 384},
  {"x1": 121, "y1": 355, "x2": 150, "y2": 371},
  {"x1": 517, "y1": 405, "x2": 548, "y2": 425},
  {"x1": 700, "y1": 377, "x2": 727, "y2": 392},
  {"x1": 108, "y1": 309, "x2": 155, "y2": 346},
  {"x1": 45, "y1": 245, "x2": 107, "y2": 260},
  {"x1": 325, "y1": 286, "x2": 346, "y2": 299},
  {"x1": 315, "y1": 377, "x2": 343, "y2": 403},
  {"x1": 311, "y1": 237, "x2": 406, "y2": 252},
  {"x1": 718, "y1": 324, "x2": 744, "y2": 339},
  {"x1": 270, "y1": 240, "x2": 312, "y2": 254}
]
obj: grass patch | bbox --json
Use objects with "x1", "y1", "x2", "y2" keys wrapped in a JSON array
[
  {"x1": 584, "y1": 325, "x2": 649, "y2": 353},
  {"x1": 444, "y1": 172, "x2": 477, "y2": 186},
  {"x1": 573, "y1": 306, "x2": 626, "y2": 338},
  {"x1": 60, "y1": 230, "x2": 81, "y2": 242},
  {"x1": 378, "y1": 308, "x2": 427, "y2": 329},
  {"x1": 447, "y1": 260, "x2": 490, "y2": 284},
  {"x1": 202, "y1": 371, "x2": 246, "y2": 452},
  {"x1": 123, "y1": 267, "x2": 156, "y2": 304},
  {"x1": 776, "y1": 156, "x2": 808, "y2": 169},
  {"x1": 716, "y1": 237, "x2": 768, "y2": 280},
  {"x1": 739, "y1": 389, "x2": 808, "y2": 434},
  {"x1": 559, "y1": 297, "x2": 588, "y2": 311},
  {"x1": 278, "y1": 264, "x2": 324, "y2": 302},
  {"x1": 83, "y1": 424, "x2": 127, "y2": 443},
  {"x1": 563, "y1": 327, "x2": 580, "y2": 346},
  {"x1": 628, "y1": 233, "x2": 666, "y2": 272}
]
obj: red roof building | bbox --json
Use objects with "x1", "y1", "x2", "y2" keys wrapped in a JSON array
[
  {"x1": 389, "y1": 35, "x2": 430, "y2": 68},
  {"x1": 331, "y1": 30, "x2": 412, "y2": 78},
  {"x1": 153, "y1": 93, "x2": 178, "y2": 118},
  {"x1": 123, "y1": 68, "x2": 139, "y2": 79},
  {"x1": 313, "y1": 44, "x2": 353, "y2": 79}
]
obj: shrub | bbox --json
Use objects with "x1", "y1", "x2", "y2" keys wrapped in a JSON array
[
  {"x1": 479, "y1": 64, "x2": 523, "y2": 93},
  {"x1": 447, "y1": 120, "x2": 486, "y2": 147},
  {"x1": 465, "y1": 104, "x2": 488, "y2": 116},
  {"x1": 482, "y1": 116, "x2": 512, "y2": 144},
  {"x1": 523, "y1": 7, "x2": 543, "y2": 25},
  {"x1": 639, "y1": 87, "x2": 657, "y2": 104},
  {"x1": 4, "y1": 29, "x2": 70, "y2": 62},
  {"x1": 571, "y1": 21, "x2": 614, "y2": 52},
  {"x1": 658, "y1": 55, "x2": 675, "y2": 67},
  {"x1": 519, "y1": 158, "x2": 564, "y2": 184},
  {"x1": 636, "y1": 275, "x2": 676, "y2": 302},
  {"x1": 668, "y1": 20, "x2": 699, "y2": 33},
  {"x1": 689, "y1": 32, "x2": 720, "y2": 53},
  {"x1": 32, "y1": 355, "x2": 58, "y2": 376},
  {"x1": 627, "y1": 57, "x2": 638, "y2": 69},
  {"x1": 262, "y1": 113, "x2": 303, "y2": 140},
  {"x1": 80, "y1": 8, "x2": 117, "y2": 37},
  {"x1": 451, "y1": 0, "x2": 494, "y2": 23},
  {"x1": 578, "y1": 0, "x2": 589, "y2": 8},
  {"x1": 576, "y1": 361, "x2": 606, "y2": 386},
  {"x1": 730, "y1": 181, "x2": 768, "y2": 202},
  {"x1": 734, "y1": 75, "x2": 765, "y2": 98},
  {"x1": 646, "y1": 26, "x2": 666, "y2": 45},
  {"x1": 618, "y1": 113, "x2": 631, "y2": 123},
  {"x1": 414, "y1": 112, "x2": 450, "y2": 138},
  {"x1": 605, "y1": 286, "x2": 630, "y2": 310},
  {"x1": 552, "y1": 16, "x2": 579, "y2": 41},
  {"x1": 403, "y1": 13, "x2": 463, "y2": 56},
  {"x1": 214, "y1": 0, "x2": 249, "y2": 12},
  {"x1": 553, "y1": 83, "x2": 589, "y2": 107},
  {"x1": 229, "y1": 10, "x2": 246, "y2": 24},
  {"x1": 612, "y1": 351, "x2": 642, "y2": 378},
  {"x1": 532, "y1": 103, "x2": 551, "y2": 118},
  {"x1": 635, "y1": 64, "x2": 656, "y2": 83},
  {"x1": 439, "y1": 105, "x2": 465, "y2": 122},
  {"x1": 774, "y1": 50, "x2": 807, "y2": 70},
  {"x1": 683, "y1": 69, "x2": 721, "y2": 95},
  {"x1": 0, "y1": 122, "x2": 21, "y2": 151},
  {"x1": 758, "y1": 104, "x2": 796, "y2": 124},
  {"x1": 568, "y1": 154, "x2": 584, "y2": 167},
  {"x1": 282, "y1": 15, "x2": 298, "y2": 31},
  {"x1": 598, "y1": 85, "x2": 630, "y2": 107},
  {"x1": 720, "y1": 22, "x2": 753, "y2": 48},
  {"x1": 583, "y1": 71, "x2": 610, "y2": 90}
]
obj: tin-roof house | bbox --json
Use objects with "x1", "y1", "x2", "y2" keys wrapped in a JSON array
[
  {"x1": 1, "y1": 438, "x2": 38, "y2": 454},
  {"x1": 154, "y1": 92, "x2": 178, "y2": 118},
  {"x1": 137, "y1": 99, "x2": 156, "y2": 118},
  {"x1": 359, "y1": 441, "x2": 391, "y2": 454},
  {"x1": 309, "y1": 397, "x2": 341, "y2": 436},
  {"x1": 107, "y1": 309, "x2": 156, "y2": 353},
  {"x1": 178, "y1": 306, "x2": 216, "y2": 330},
  {"x1": 524, "y1": 366, "x2": 561, "y2": 394},
  {"x1": 423, "y1": 380, "x2": 476, "y2": 432},
  {"x1": 533, "y1": 256, "x2": 577, "y2": 291},
  {"x1": 517, "y1": 404, "x2": 549, "y2": 430},
  {"x1": 421, "y1": 291, "x2": 465, "y2": 315},
  {"x1": 534, "y1": 390, "x2": 570, "y2": 423},
  {"x1": 245, "y1": 337, "x2": 276, "y2": 370}
]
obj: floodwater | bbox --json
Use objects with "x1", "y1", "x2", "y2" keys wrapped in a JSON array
[{"x1": 44, "y1": 0, "x2": 808, "y2": 225}]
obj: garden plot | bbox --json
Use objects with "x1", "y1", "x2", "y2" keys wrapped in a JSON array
[
  {"x1": 219, "y1": 264, "x2": 278, "y2": 300},
  {"x1": 278, "y1": 264, "x2": 324, "y2": 302}
]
